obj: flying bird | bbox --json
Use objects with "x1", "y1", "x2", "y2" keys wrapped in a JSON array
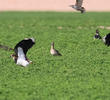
[
  {"x1": 0, "y1": 38, "x2": 35, "y2": 67},
  {"x1": 50, "y1": 42, "x2": 62, "y2": 56},
  {"x1": 94, "y1": 29, "x2": 102, "y2": 39},
  {"x1": 11, "y1": 38, "x2": 35, "y2": 67},
  {"x1": 69, "y1": 0, "x2": 85, "y2": 13}
]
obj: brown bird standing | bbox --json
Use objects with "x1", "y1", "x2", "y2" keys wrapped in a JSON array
[{"x1": 50, "y1": 42, "x2": 62, "y2": 56}]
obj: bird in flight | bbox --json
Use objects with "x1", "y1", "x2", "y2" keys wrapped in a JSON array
[
  {"x1": 0, "y1": 38, "x2": 35, "y2": 67},
  {"x1": 11, "y1": 38, "x2": 35, "y2": 67},
  {"x1": 50, "y1": 42, "x2": 62, "y2": 56},
  {"x1": 69, "y1": 0, "x2": 85, "y2": 13}
]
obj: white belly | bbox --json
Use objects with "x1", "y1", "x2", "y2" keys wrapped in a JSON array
[
  {"x1": 17, "y1": 47, "x2": 29, "y2": 67},
  {"x1": 103, "y1": 36, "x2": 106, "y2": 43},
  {"x1": 17, "y1": 58, "x2": 29, "y2": 67}
]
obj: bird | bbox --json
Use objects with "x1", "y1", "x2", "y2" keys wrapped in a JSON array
[
  {"x1": 50, "y1": 42, "x2": 62, "y2": 56},
  {"x1": 69, "y1": 0, "x2": 85, "y2": 13},
  {"x1": 102, "y1": 33, "x2": 110, "y2": 46},
  {"x1": 94, "y1": 29, "x2": 102, "y2": 39},
  {"x1": 93, "y1": 29, "x2": 110, "y2": 46},
  {"x1": 11, "y1": 38, "x2": 35, "y2": 67}
]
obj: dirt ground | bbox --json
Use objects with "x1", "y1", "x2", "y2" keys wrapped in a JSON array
[{"x1": 0, "y1": 0, "x2": 110, "y2": 11}]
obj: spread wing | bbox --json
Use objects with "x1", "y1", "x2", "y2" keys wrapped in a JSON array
[
  {"x1": 14, "y1": 38, "x2": 35, "y2": 55},
  {"x1": 75, "y1": 0, "x2": 83, "y2": 7}
]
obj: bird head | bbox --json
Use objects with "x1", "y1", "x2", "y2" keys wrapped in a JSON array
[
  {"x1": 51, "y1": 42, "x2": 54, "y2": 49},
  {"x1": 81, "y1": 7, "x2": 85, "y2": 9},
  {"x1": 24, "y1": 37, "x2": 35, "y2": 44},
  {"x1": 51, "y1": 42, "x2": 54, "y2": 45},
  {"x1": 30, "y1": 38, "x2": 35, "y2": 44},
  {"x1": 96, "y1": 29, "x2": 99, "y2": 33},
  {"x1": 80, "y1": 7, "x2": 85, "y2": 13}
]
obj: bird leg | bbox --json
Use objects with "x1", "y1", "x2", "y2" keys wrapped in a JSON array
[{"x1": 25, "y1": 57, "x2": 32, "y2": 64}]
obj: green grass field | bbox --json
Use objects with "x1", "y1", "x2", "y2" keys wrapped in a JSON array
[{"x1": 0, "y1": 12, "x2": 110, "y2": 100}]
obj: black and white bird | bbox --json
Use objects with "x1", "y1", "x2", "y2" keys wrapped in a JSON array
[
  {"x1": 11, "y1": 38, "x2": 35, "y2": 67},
  {"x1": 94, "y1": 29, "x2": 102, "y2": 39},
  {"x1": 50, "y1": 42, "x2": 62, "y2": 56},
  {"x1": 69, "y1": 0, "x2": 85, "y2": 13},
  {"x1": 102, "y1": 33, "x2": 110, "y2": 46}
]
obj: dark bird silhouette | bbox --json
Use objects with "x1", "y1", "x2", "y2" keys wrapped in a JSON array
[
  {"x1": 69, "y1": 0, "x2": 85, "y2": 13},
  {"x1": 10, "y1": 38, "x2": 35, "y2": 67},
  {"x1": 94, "y1": 29, "x2": 102, "y2": 39},
  {"x1": 103, "y1": 33, "x2": 110, "y2": 46},
  {"x1": 50, "y1": 42, "x2": 62, "y2": 56}
]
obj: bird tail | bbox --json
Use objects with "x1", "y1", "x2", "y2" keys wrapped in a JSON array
[
  {"x1": 0, "y1": 44, "x2": 14, "y2": 51},
  {"x1": 58, "y1": 53, "x2": 62, "y2": 56}
]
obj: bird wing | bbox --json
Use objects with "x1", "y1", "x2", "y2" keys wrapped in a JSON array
[
  {"x1": 14, "y1": 38, "x2": 35, "y2": 55},
  {"x1": 55, "y1": 49, "x2": 62, "y2": 56},
  {"x1": 75, "y1": 0, "x2": 83, "y2": 7}
]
